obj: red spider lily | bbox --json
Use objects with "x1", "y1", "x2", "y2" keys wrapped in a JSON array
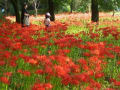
[
  {"x1": 78, "y1": 58, "x2": 87, "y2": 65},
  {"x1": 65, "y1": 57, "x2": 72, "y2": 62},
  {"x1": 36, "y1": 55, "x2": 52, "y2": 65},
  {"x1": 117, "y1": 61, "x2": 120, "y2": 65},
  {"x1": 90, "y1": 49, "x2": 100, "y2": 56},
  {"x1": 31, "y1": 48, "x2": 39, "y2": 54},
  {"x1": 28, "y1": 58, "x2": 38, "y2": 65},
  {"x1": 23, "y1": 49, "x2": 28, "y2": 53},
  {"x1": 0, "y1": 60, "x2": 5, "y2": 66},
  {"x1": 86, "y1": 42, "x2": 98, "y2": 50},
  {"x1": 61, "y1": 75, "x2": 72, "y2": 86},
  {"x1": 4, "y1": 51, "x2": 11, "y2": 59},
  {"x1": 113, "y1": 46, "x2": 120, "y2": 53},
  {"x1": 70, "y1": 78, "x2": 80, "y2": 85},
  {"x1": 20, "y1": 55, "x2": 30, "y2": 63},
  {"x1": 109, "y1": 78, "x2": 116, "y2": 83},
  {"x1": 44, "y1": 66, "x2": 53, "y2": 75},
  {"x1": 22, "y1": 70, "x2": 31, "y2": 77},
  {"x1": 85, "y1": 86, "x2": 95, "y2": 90},
  {"x1": 89, "y1": 56, "x2": 103, "y2": 68},
  {"x1": 83, "y1": 52, "x2": 91, "y2": 57},
  {"x1": 11, "y1": 42, "x2": 22, "y2": 50},
  {"x1": 1, "y1": 38, "x2": 12, "y2": 48},
  {"x1": 95, "y1": 72, "x2": 104, "y2": 78},
  {"x1": 72, "y1": 74, "x2": 88, "y2": 84},
  {"x1": 17, "y1": 69, "x2": 31, "y2": 77},
  {"x1": 4, "y1": 72, "x2": 12, "y2": 77},
  {"x1": 9, "y1": 60, "x2": 17, "y2": 67},
  {"x1": 54, "y1": 35, "x2": 80, "y2": 48},
  {"x1": 86, "y1": 70, "x2": 94, "y2": 76},
  {"x1": 19, "y1": 54, "x2": 25, "y2": 58},
  {"x1": 17, "y1": 69, "x2": 23, "y2": 73},
  {"x1": 0, "y1": 44, "x2": 5, "y2": 50},
  {"x1": 90, "y1": 33, "x2": 100, "y2": 39},
  {"x1": 62, "y1": 49, "x2": 71, "y2": 54},
  {"x1": 32, "y1": 83, "x2": 45, "y2": 90},
  {"x1": 41, "y1": 45, "x2": 46, "y2": 48},
  {"x1": 106, "y1": 52, "x2": 115, "y2": 59},
  {"x1": 31, "y1": 54, "x2": 41, "y2": 60},
  {"x1": 90, "y1": 81, "x2": 101, "y2": 89},
  {"x1": 98, "y1": 26, "x2": 120, "y2": 40},
  {"x1": 43, "y1": 83, "x2": 53, "y2": 89},
  {"x1": 114, "y1": 81, "x2": 120, "y2": 86},
  {"x1": 82, "y1": 65, "x2": 89, "y2": 71},
  {"x1": 54, "y1": 65, "x2": 66, "y2": 77},
  {"x1": 71, "y1": 64, "x2": 80, "y2": 73},
  {"x1": 46, "y1": 22, "x2": 68, "y2": 32},
  {"x1": 36, "y1": 55, "x2": 47, "y2": 61},
  {"x1": 35, "y1": 69, "x2": 44, "y2": 75},
  {"x1": 95, "y1": 65, "x2": 102, "y2": 72},
  {"x1": 48, "y1": 50, "x2": 52, "y2": 54},
  {"x1": 49, "y1": 55, "x2": 56, "y2": 61},
  {"x1": 42, "y1": 58, "x2": 53, "y2": 66},
  {"x1": 85, "y1": 42, "x2": 108, "y2": 57},
  {"x1": 55, "y1": 55, "x2": 69, "y2": 65},
  {"x1": 89, "y1": 56, "x2": 99, "y2": 64},
  {"x1": 0, "y1": 77, "x2": 10, "y2": 85},
  {"x1": 11, "y1": 56, "x2": 18, "y2": 61}
]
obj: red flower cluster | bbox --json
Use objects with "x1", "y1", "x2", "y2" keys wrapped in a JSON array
[{"x1": 0, "y1": 15, "x2": 120, "y2": 89}]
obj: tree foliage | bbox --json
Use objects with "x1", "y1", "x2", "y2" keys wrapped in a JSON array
[{"x1": 7, "y1": 0, "x2": 120, "y2": 22}]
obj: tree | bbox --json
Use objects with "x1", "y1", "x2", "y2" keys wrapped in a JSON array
[
  {"x1": 48, "y1": 0, "x2": 72, "y2": 21},
  {"x1": 70, "y1": 0, "x2": 74, "y2": 13},
  {"x1": 10, "y1": 0, "x2": 21, "y2": 23},
  {"x1": 73, "y1": 0, "x2": 91, "y2": 13},
  {"x1": 0, "y1": 0, "x2": 9, "y2": 15},
  {"x1": 28, "y1": 0, "x2": 40, "y2": 17},
  {"x1": 48, "y1": 0, "x2": 55, "y2": 21},
  {"x1": 99, "y1": 0, "x2": 120, "y2": 16},
  {"x1": 5, "y1": 0, "x2": 8, "y2": 15},
  {"x1": 10, "y1": 0, "x2": 27, "y2": 23},
  {"x1": 33, "y1": 0, "x2": 40, "y2": 17},
  {"x1": 91, "y1": 0, "x2": 99, "y2": 22}
]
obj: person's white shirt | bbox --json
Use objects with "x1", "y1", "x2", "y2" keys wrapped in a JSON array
[{"x1": 44, "y1": 18, "x2": 50, "y2": 26}]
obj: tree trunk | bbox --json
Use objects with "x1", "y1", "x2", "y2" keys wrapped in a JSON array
[
  {"x1": 5, "y1": 0, "x2": 8, "y2": 16},
  {"x1": 48, "y1": 0, "x2": 55, "y2": 21},
  {"x1": 10, "y1": 0, "x2": 21, "y2": 23},
  {"x1": 34, "y1": 3, "x2": 37, "y2": 17},
  {"x1": 91, "y1": 0, "x2": 99, "y2": 22},
  {"x1": 88, "y1": 3, "x2": 91, "y2": 14},
  {"x1": 35, "y1": 8, "x2": 38, "y2": 17},
  {"x1": 112, "y1": 10, "x2": 115, "y2": 16},
  {"x1": 70, "y1": 0, "x2": 73, "y2": 13},
  {"x1": 112, "y1": 0, "x2": 117, "y2": 17}
]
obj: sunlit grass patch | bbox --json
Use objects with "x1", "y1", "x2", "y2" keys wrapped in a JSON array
[
  {"x1": 32, "y1": 21, "x2": 42, "y2": 25},
  {"x1": 66, "y1": 25, "x2": 89, "y2": 34}
]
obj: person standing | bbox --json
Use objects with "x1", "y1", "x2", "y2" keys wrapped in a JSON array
[
  {"x1": 44, "y1": 12, "x2": 51, "y2": 27},
  {"x1": 21, "y1": 3, "x2": 30, "y2": 27}
]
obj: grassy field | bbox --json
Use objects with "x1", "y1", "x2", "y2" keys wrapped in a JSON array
[{"x1": 0, "y1": 13, "x2": 120, "y2": 90}]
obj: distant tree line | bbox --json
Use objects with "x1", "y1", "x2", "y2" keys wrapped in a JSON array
[{"x1": 0, "y1": 0, "x2": 120, "y2": 23}]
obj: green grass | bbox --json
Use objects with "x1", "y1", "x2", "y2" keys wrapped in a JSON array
[
  {"x1": 66, "y1": 25, "x2": 89, "y2": 34},
  {"x1": 32, "y1": 21, "x2": 42, "y2": 25}
]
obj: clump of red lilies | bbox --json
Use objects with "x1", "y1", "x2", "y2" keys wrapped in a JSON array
[{"x1": 0, "y1": 16, "x2": 120, "y2": 90}]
